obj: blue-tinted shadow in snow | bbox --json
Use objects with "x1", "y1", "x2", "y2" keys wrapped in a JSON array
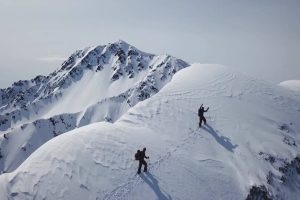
[
  {"x1": 202, "y1": 124, "x2": 238, "y2": 152},
  {"x1": 139, "y1": 173, "x2": 172, "y2": 200}
]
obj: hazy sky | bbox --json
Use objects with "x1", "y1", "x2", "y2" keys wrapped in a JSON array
[{"x1": 0, "y1": 0, "x2": 299, "y2": 88}]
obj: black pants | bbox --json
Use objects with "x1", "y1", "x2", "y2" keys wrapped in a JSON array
[
  {"x1": 138, "y1": 160, "x2": 147, "y2": 173},
  {"x1": 199, "y1": 116, "x2": 206, "y2": 127}
]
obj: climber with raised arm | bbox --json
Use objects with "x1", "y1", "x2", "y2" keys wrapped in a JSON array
[{"x1": 198, "y1": 104, "x2": 209, "y2": 127}]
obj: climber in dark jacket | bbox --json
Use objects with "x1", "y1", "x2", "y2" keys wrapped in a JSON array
[
  {"x1": 198, "y1": 104, "x2": 209, "y2": 127},
  {"x1": 137, "y1": 147, "x2": 149, "y2": 174}
]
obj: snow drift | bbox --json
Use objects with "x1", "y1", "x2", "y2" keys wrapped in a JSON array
[{"x1": 0, "y1": 63, "x2": 299, "y2": 200}]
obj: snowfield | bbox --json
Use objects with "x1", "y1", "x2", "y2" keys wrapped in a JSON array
[{"x1": 0, "y1": 64, "x2": 299, "y2": 200}]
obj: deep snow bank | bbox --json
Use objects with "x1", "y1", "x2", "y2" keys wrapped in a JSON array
[{"x1": 0, "y1": 64, "x2": 299, "y2": 200}]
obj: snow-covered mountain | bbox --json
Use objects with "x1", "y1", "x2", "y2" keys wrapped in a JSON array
[
  {"x1": 0, "y1": 40, "x2": 188, "y2": 173},
  {"x1": 0, "y1": 62, "x2": 299, "y2": 200}
]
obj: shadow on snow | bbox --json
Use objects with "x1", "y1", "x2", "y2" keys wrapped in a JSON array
[
  {"x1": 202, "y1": 124, "x2": 238, "y2": 153},
  {"x1": 139, "y1": 173, "x2": 172, "y2": 200}
]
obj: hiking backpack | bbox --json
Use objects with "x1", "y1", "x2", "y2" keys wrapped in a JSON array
[{"x1": 135, "y1": 151, "x2": 141, "y2": 160}]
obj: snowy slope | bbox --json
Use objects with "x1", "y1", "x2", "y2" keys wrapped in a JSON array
[
  {"x1": 0, "y1": 40, "x2": 188, "y2": 173},
  {"x1": 0, "y1": 64, "x2": 299, "y2": 200},
  {"x1": 279, "y1": 80, "x2": 300, "y2": 93}
]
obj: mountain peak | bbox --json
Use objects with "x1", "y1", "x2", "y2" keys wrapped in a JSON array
[
  {"x1": 115, "y1": 39, "x2": 130, "y2": 47},
  {"x1": 0, "y1": 41, "x2": 189, "y2": 129},
  {"x1": 0, "y1": 41, "x2": 189, "y2": 175},
  {"x1": 104, "y1": 40, "x2": 132, "y2": 52}
]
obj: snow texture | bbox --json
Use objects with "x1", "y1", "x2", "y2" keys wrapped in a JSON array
[{"x1": 0, "y1": 62, "x2": 299, "y2": 200}]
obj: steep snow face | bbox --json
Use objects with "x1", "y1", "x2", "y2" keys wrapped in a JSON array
[
  {"x1": 0, "y1": 40, "x2": 188, "y2": 173},
  {"x1": 279, "y1": 80, "x2": 300, "y2": 93},
  {"x1": 0, "y1": 64, "x2": 299, "y2": 200}
]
